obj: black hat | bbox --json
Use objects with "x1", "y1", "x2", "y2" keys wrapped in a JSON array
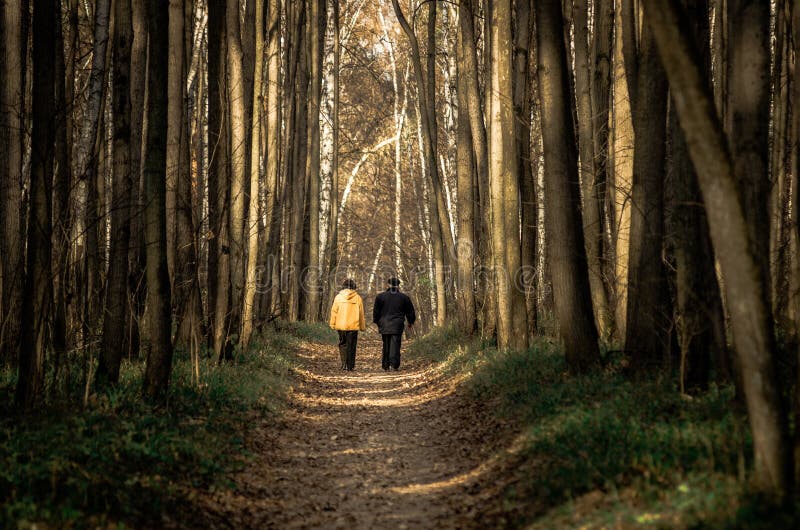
[{"x1": 387, "y1": 277, "x2": 400, "y2": 287}]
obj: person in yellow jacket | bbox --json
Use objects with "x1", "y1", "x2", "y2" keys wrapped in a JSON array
[{"x1": 329, "y1": 279, "x2": 366, "y2": 371}]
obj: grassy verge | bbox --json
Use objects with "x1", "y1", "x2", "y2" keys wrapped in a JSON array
[
  {"x1": 408, "y1": 327, "x2": 799, "y2": 529},
  {"x1": 0, "y1": 323, "x2": 327, "y2": 528}
]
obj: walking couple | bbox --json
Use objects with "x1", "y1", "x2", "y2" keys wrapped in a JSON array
[{"x1": 328, "y1": 277, "x2": 416, "y2": 371}]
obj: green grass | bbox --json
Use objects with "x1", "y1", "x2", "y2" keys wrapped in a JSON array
[
  {"x1": 408, "y1": 327, "x2": 799, "y2": 529},
  {"x1": 0, "y1": 323, "x2": 326, "y2": 528}
]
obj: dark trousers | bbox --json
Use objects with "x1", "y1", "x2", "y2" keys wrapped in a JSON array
[
  {"x1": 381, "y1": 334, "x2": 402, "y2": 370},
  {"x1": 338, "y1": 331, "x2": 358, "y2": 370}
]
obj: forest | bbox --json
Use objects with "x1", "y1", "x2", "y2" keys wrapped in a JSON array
[{"x1": 3, "y1": 0, "x2": 800, "y2": 527}]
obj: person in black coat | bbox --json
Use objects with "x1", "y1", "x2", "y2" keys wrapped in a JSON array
[{"x1": 372, "y1": 277, "x2": 416, "y2": 371}]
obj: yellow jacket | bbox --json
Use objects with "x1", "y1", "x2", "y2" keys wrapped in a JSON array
[{"x1": 329, "y1": 289, "x2": 366, "y2": 331}]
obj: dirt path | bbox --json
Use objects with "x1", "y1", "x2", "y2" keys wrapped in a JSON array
[{"x1": 191, "y1": 334, "x2": 508, "y2": 529}]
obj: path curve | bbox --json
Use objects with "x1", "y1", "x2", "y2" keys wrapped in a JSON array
[{"x1": 192, "y1": 333, "x2": 509, "y2": 529}]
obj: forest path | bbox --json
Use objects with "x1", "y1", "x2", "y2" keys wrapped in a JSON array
[{"x1": 193, "y1": 333, "x2": 507, "y2": 529}]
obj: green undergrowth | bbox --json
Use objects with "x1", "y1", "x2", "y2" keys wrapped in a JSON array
[
  {"x1": 0, "y1": 322, "x2": 327, "y2": 529},
  {"x1": 408, "y1": 327, "x2": 799, "y2": 529}
]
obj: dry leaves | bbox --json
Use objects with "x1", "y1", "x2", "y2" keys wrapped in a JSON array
[{"x1": 178, "y1": 337, "x2": 515, "y2": 529}]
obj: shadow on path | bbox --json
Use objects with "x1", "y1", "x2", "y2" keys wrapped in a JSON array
[{"x1": 185, "y1": 334, "x2": 515, "y2": 529}]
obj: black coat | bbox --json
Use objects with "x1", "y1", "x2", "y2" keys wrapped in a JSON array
[{"x1": 372, "y1": 288, "x2": 416, "y2": 335}]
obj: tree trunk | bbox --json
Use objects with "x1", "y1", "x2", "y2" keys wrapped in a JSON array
[
  {"x1": 260, "y1": 0, "x2": 283, "y2": 319},
  {"x1": 393, "y1": 0, "x2": 449, "y2": 326},
  {"x1": 791, "y1": 0, "x2": 800, "y2": 485},
  {"x1": 320, "y1": 0, "x2": 338, "y2": 309},
  {"x1": 670, "y1": 0, "x2": 728, "y2": 392},
  {"x1": 459, "y1": 0, "x2": 493, "y2": 337},
  {"x1": 644, "y1": 0, "x2": 792, "y2": 499},
  {"x1": 0, "y1": 0, "x2": 26, "y2": 360},
  {"x1": 240, "y1": 2, "x2": 266, "y2": 348},
  {"x1": 52, "y1": 0, "x2": 72, "y2": 370},
  {"x1": 574, "y1": 0, "x2": 612, "y2": 341},
  {"x1": 97, "y1": 0, "x2": 134, "y2": 387},
  {"x1": 16, "y1": 0, "x2": 55, "y2": 407},
  {"x1": 77, "y1": 0, "x2": 112, "y2": 337},
  {"x1": 305, "y1": 0, "x2": 326, "y2": 321},
  {"x1": 165, "y1": 0, "x2": 185, "y2": 283},
  {"x1": 174, "y1": 0, "x2": 203, "y2": 348},
  {"x1": 227, "y1": 0, "x2": 248, "y2": 340},
  {"x1": 456, "y1": 23, "x2": 476, "y2": 335},
  {"x1": 208, "y1": 0, "x2": 231, "y2": 358},
  {"x1": 488, "y1": 0, "x2": 528, "y2": 351},
  {"x1": 624, "y1": 19, "x2": 672, "y2": 370},
  {"x1": 126, "y1": 0, "x2": 148, "y2": 361},
  {"x1": 287, "y1": 3, "x2": 310, "y2": 322},
  {"x1": 513, "y1": 0, "x2": 535, "y2": 341},
  {"x1": 535, "y1": 0, "x2": 600, "y2": 371},
  {"x1": 142, "y1": 0, "x2": 174, "y2": 401},
  {"x1": 241, "y1": 0, "x2": 265, "y2": 347},
  {"x1": 610, "y1": 0, "x2": 635, "y2": 339},
  {"x1": 727, "y1": 0, "x2": 771, "y2": 295}
]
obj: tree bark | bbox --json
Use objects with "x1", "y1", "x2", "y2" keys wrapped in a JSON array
[
  {"x1": 610, "y1": 0, "x2": 635, "y2": 338},
  {"x1": 669, "y1": 0, "x2": 728, "y2": 391},
  {"x1": 456, "y1": 21, "x2": 476, "y2": 335},
  {"x1": 174, "y1": 0, "x2": 203, "y2": 348},
  {"x1": 535, "y1": 0, "x2": 600, "y2": 371},
  {"x1": 208, "y1": 0, "x2": 231, "y2": 358},
  {"x1": 142, "y1": 0, "x2": 174, "y2": 401},
  {"x1": 514, "y1": 0, "x2": 535, "y2": 341},
  {"x1": 126, "y1": 0, "x2": 148, "y2": 361},
  {"x1": 260, "y1": 0, "x2": 283, "y2": 319},
  {"x1": 165, "y1": 0, "x2": 185, "y2": 283},
  {"x1": 0, "y1": 0, "x2": 26, "y2": 360},
  {"x1": 644, "y1": 0, "x2": 792, "y2": 499},
  {"x1": 97, "y1": 0, "x2": 134, "y2": 387},
  {"x1": 624, "y1": 18, "x2": 672, "y2": 370},
  {"x1": 574, "y1": 0, "x2": 612, "y2": 341},
  {"x1": 77, "y1": 0, "x2": 112, "y2": 336},
  {"x1": 488, "y1": 0, "x2": 528, "y2": 351},
  {"x1": 52, "y1": 0, "x2": 73, "y2": 369},
  {"x1": 287, "y1": 3, "x2": 310, "y2": 321},
  {"x1": 393, "y1": 0, "x2": 450, "y2": 326},
  {"x1": 16, "y1": 0, "x2": 55, "y2": 407},
  {"x1": 226, "y1": 0, "x2": 248, "y2": 340},
  {"x1": 458, "y1": 0, "x2": 494, "y2": 337},
  {"x1": 305, "y1": 0, "x2": 326, "y2": 321},
  {"x1": 241, "y1": 0, "x2": 265, "y2": 347},
  {"x1": 727, "y1": 0, "x2": 771, "y2": 295}
]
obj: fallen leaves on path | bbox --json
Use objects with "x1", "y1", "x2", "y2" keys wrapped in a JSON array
[{"x1": 179, "y1": 336, "x2": 518, "y2": 529}]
